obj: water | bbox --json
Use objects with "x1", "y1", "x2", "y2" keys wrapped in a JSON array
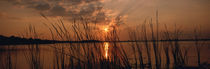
[{"x1": 0, "y1": 41, "x2": 209, "y2": 69}]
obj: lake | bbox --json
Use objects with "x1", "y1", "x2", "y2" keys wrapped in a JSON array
[{"x1": 0, "y1": 41, "x2": 209, "y2": 69}]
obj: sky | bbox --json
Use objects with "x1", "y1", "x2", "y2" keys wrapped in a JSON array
[{"x1": 0, "y1": 0, "x2": 210, "y2": 40}]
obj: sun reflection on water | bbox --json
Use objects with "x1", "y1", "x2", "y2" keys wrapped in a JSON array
[{"x1": 104, "y1": 42, "x2": 109, "y2": 59}]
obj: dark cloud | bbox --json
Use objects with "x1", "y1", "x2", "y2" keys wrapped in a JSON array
[
  {"x1": 34, "y1": 2, "x2": 50, "y2": 11},
  {"x1": 94, "y1": 12, "x2": 107, "y2": 23},
  {"x1": 5, "y1": 0, "x2": 122, "y2": 25},
  {"x1": 49, "y1": 5, "x2": 66, "y2": 16}
]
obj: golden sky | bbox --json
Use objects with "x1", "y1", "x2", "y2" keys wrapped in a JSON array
[{"x1": 0, "y1": 0, "x2": 210, "y2": 39}]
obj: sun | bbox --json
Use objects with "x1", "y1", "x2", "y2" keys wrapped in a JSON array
[{"x1": 104, "y1": 27, "x2": 109, "y2": 32}]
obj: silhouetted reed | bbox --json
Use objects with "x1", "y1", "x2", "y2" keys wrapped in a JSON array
[{"x1": 0, "y1": 13, "x2": 208, "y2": 69}]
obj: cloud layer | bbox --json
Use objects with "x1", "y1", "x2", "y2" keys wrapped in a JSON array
[{"x1": 6, "y1": 0, "x2": 118, "y2": 24}]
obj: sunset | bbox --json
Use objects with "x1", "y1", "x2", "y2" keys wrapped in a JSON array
[
  {"x1": 104, "y1": 27, "x2": 109, "y2": 32},
  {"x1": 0, "y1": 0, "x2": 210, "y2": 69}
]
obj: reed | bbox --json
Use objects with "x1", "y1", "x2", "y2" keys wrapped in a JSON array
[{"x1": 0, "y1": 13, "x2": 208, "y2": 69}]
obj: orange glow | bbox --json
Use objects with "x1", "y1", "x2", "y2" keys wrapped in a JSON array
[
  {"x1": 104, "y1": 42, "x2": 109, "y2": 59},
  {"x1": 104, "y1": 27, "x2": 109, "y2": 32}
]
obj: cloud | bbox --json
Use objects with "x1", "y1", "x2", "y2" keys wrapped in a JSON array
[
  {"x1": 49, "y1": 5, "x2": 66, "y2": 16},
  {"x1": 5, "y1": 0, "x2": 119, "y2": 25},
  {"x1": 34, "y1": 2, "x2": 50, "y2": 11}
]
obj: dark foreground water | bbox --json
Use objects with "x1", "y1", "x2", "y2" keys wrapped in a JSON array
[{"x1": 0, "y1": 41, "x2": 209, "y2": 69}]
